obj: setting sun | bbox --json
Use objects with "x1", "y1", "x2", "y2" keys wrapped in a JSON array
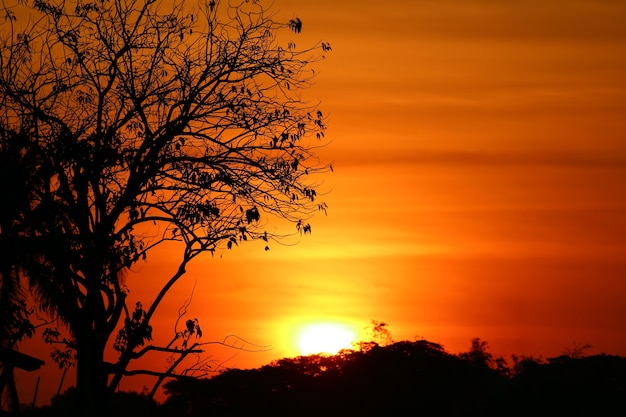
[{"x1": 297, "y1": 323, "x2": 357, "y2": 355}]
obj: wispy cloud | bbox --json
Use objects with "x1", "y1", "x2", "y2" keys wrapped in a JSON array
[{"x1": 335, "y1": 149, "x2": 626, "y2": 167}]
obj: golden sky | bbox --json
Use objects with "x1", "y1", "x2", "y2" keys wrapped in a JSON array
[
  {"x1": 15, "y1": 0, "x2": 626, "y2": 404},
  {"x1": 207, "y1": 0, "x2": 626, "y2": 359}
]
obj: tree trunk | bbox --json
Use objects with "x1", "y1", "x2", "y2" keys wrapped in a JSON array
[{"x1": 74, "y1": 332, "x2": 110, "y2": 417}]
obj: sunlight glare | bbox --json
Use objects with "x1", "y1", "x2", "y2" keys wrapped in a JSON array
[{"x1": 297, "y1": 323, "x2": 356, "y2": 355}]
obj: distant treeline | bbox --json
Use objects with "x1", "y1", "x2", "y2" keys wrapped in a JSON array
[{"x1": 23, "y1": 338, "x2": 626, "y2": 416}]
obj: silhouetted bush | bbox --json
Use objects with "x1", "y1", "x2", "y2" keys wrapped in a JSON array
[
  {"x1": 163, "y1": 339, "x2": 511, "y2": 416},
  {"x1": 22, "y1": 388, "x2": 160, "y2": 417},
  {"x1": 22, "y1": 338, "x2": 626, "y2": 416},
  {"x1": 510, "y1": 354, "x2": 626, "y2": 416}
]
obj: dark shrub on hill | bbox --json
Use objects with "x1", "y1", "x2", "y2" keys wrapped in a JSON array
[
  {"x1": 163, "y1": 340, "x2": 510, "y2": 416},
  {"x1": 510, "y1": 354, "x2": 626, "y2": 416},
  {"x1": 22, "y1": 388, "x2": 160, "y2": 417}
]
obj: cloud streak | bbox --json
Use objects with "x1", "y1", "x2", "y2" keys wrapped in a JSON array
[{"x1": 335, "y1": 148, "x2": 626, "y2": 168}]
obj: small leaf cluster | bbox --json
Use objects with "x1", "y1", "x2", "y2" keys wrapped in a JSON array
[
  {"x1": 174, "y1": 318, "x2": 203, "y2": 350},
  {"x1": 113, "y1": 302, "x2": 153, "y2": 353}
]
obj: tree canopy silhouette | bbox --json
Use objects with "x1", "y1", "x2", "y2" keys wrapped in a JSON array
[
  {"x1": 162, "y1": 339, "x2": 509, "y2": 416},
  {"x1": 161, "y1": 339, "x2": 626, "y2": 417},
  {"x1": 0, "y1": 0, "x2": 331, "y2": 414}
]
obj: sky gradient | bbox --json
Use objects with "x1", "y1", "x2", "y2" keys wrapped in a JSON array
[
  {"x1": 246, "y1": 0, "x2": 626, "y2": 358},
  {"x1": 15, "y1": 0, "x2": 626, "y2": 405}
]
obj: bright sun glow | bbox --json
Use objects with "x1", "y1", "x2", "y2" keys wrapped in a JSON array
[{"x1": 297, "y1": 323, "x2": 357, "y2": 355}]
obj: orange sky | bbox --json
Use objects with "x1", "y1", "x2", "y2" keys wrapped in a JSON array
[{"x1": 15, "y1": 0, "x2": 626, "y2": 405}]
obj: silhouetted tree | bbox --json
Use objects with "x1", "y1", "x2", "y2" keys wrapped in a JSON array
[
  {"x1": 0, "y1": 0, "x2": 330, "y2": 414},
  {"x1": 458, "y1": 337, "x2": 509, "y2": 374},
  {"x1": 163, "y1": 339, "x2": 514, "y2": 417},
  {"x1": 0, "y1": 129, "x2": 40, "y2": 349},
  {"x1": 163, "y1": 338, "x2": 626, "y2": 417},
  {"x1": 510, "y1": 354, "x2": 626, "y2": 416}
]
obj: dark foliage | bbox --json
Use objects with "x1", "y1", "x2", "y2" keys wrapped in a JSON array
[
  {"x1": 21, "y1": 388, "x2": 160, "y2": 417},
  {"x1": 19, "y1": 337, "x2": 626, "y2": 416},
  {"x1": 160, "y1": 339, "x2": 626, "y2": 417},
  {"x1": 510, "y1": 354, "x2": 626, "y2": 416}
]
